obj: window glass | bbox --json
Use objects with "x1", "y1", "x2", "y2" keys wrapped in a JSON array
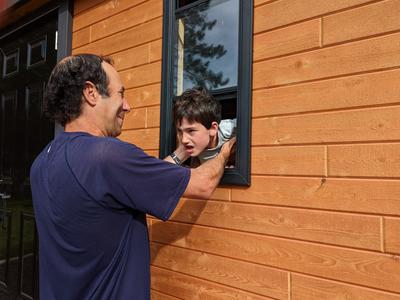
[{"x1": 173, "y1": 0, "x2": 239, "y2": 95}]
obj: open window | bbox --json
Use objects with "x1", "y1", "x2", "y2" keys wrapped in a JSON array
[{"x1": 160, "y1": 0, "x2": 252, "y2": 185}]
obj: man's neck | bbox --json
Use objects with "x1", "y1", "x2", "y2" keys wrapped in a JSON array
[{"x1": 65, "y1": 117, "x2": 104, "y2": 137}]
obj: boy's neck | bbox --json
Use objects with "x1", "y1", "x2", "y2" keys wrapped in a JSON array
[{"x1": 208, "y1": 133, "x2": 218, "y2": 149}]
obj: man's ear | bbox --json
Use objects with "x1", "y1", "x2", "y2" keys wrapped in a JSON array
[
  {"x1": 209, "y1": 121, "x2": 219, "y2": 137},
  {"x1": 82, "y1": 81, "x2": 98, "y2": 106}
]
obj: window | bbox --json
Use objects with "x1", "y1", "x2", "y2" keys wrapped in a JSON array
[{"x1": 160, "y1": 0, "x2": 252, "y2": 185}]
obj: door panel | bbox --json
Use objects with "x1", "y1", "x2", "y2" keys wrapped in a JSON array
[{"x1": 0, "y1": 10, "x2": 58, "y2": 299}]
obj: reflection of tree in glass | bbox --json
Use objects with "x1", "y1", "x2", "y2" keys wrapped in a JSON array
[{"x1": 181, "y1": 6, "x2": 229, "y2": 89}]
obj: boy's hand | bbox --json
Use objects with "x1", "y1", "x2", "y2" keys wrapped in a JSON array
[{"x1": 220, "y1": 137, "x2": 236, "y2": 166}]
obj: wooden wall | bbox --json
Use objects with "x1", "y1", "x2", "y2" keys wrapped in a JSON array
[{"x1": 72, "y1": 0, "x2": 400, "y2": 299}]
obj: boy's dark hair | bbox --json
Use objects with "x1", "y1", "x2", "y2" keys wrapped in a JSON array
[
  {"x1": 44, "y1": 53, "x2": 113, "y2": 126},
  {"x1": 173, "y1": 87, "x2": 221, "y2": 129}
]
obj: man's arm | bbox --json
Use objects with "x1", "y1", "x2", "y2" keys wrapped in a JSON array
[{"x1": 182, "y1": 137, "x2": 236, "y2": 199}]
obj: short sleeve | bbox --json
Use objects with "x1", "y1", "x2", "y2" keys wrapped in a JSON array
[{"x1": 67, "y1": 137, "x2": 190, "y2": 221}]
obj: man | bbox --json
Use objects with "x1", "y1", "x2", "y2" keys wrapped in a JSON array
[
  {"x1": 166, "y1": 87, "x2": 236, "y2": 167},
  {"x1": 30, "y1": 54, "x2": 235, "y2": 299}
]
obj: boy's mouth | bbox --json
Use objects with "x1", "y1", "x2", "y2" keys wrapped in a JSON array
[{"x1": 184, "y1": 145, "x2": 194, "y2": 153}]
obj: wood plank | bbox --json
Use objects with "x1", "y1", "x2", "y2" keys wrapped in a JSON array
[
  {"x1": 384, "y1": 217, "x2": 400, "y2": 254},
  {"x1": 254, "y1": 0, "x2": 277, "y2": 7},
  {"x1": 254, "y1": 19, "x2": 320, "y2": 61},
  {"x1": 146, "y1": 106, "x2": 160, "y2": 128},
  {"x1": 210, "y1": 188, "x2": 231, "y2": 201},
  {"x1": 151, "y1": 243, "x2": 288, "y2": 299},
  {"x1": 253, "y1": 106, "x2": 400, "y2": 145},
  {"x1": 253, "y1": 32, "x2": 400, "y2": 89},
  {"x1": 122, "y1": 107, "x2": 146, "y2": 130},
  {"x1": 252, "y1": 146, "x2": 326, "y2": 176},
  {"x1": 323, "y1": 0, "x2": 400, "y2": 45},
  {"x1": 72, "y1": 27, "x2": 90, "y2": 49},
  {"x1": 126, "y1": 83, "x2": 161, "y2": 108},
  {"x1": 292, "y1": 274, "x2": 400, "y2": 300},
  {"x1": 149, "y1": 39, "x2": 162, "y2": 62},
  {"x1": 170, "y1": 198, "x2": 381, "y2": 250},
  {"x1": 119, "y1": 128, "x2": 159, "y2": 150},
  {"x1": 110, "y1": 44, "x2": 150, "y2": 71},
  {"x1": 151, "y1": 222, "x2": 400, "y2": 293},
  {"x1": 90, "y1": 0, "x2": 162, "y2": 42},
  {"x1": 254, "y1": 0, "x2": 374, "y2": 33},
  {"x1": 73, "y1": 0, "x2": 104, "y2": 15},
  {"x1": 231, "y1": 176, "x2": 400, "y2": 216},
  {"x1": 151, "y1": 266, "x2": 271, "y2": 300},
  {"x1": 120, "y1": 61, "x2": 161, "y2": 89},
  {"x1": 328, "y1": 144, "x2": 400, "y2": 178},
  {"x1": 151, "y1": 290, "x2": 180, "y2": 300},
  {"x1": 253, "y1": 69, "x2": 400, "y2": 117},
  {"x1": 73, "y1": 17, "x2": 162, "y2": 56},
  {"x1": 73, "y1": 0, "x2": 147, "y2": 31}
]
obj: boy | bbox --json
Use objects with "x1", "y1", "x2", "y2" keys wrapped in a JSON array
[{"x1": 170, "y1": 87, "x2": 236, "y2": 167}]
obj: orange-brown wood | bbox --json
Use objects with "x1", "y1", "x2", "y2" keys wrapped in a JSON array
[
  {"x1": 253, "y1": 69, "x2": 400, "y2": 117},
  {"x1": 291, "y1": 274, "x2": 400, "y2": 300},
  {"x1": 73, "y1": 17, "x2": 162, "y2": 56},
  {"x1": 151, "y1": 222, "x2": 400, "y2": 293},
  {"x1": 125, "y1": 83, "x2": 161, "y2": 108},
  {"x1": 151, "y1": 242, "x2": 289, "y2": 299},
  {"x1": 122, "y1": 107, "x2": 146, "y2": 130},
  {"x1": 151, "y1": 290, "x2": 180, "y2": 300},
  {"x1": 119, "y1": 128, "x2": 159, "y2": 150},
  {"x1": 120, "y1": 61, "x2": 161, "y2": 89},
  {"x1": 384, "y1": 217, "x2": 400, "y2": 254},
  {"x1": 231, "y1": 176, "x2": 400, "y2": 216},
  {"x1": 253, "y1": 106, "x2": 400, "y2": 145},
  {"x1": 73, "y1": 0, "x2": 147, "y2": 31},
  {"x1": 254, "y1": 0, "x2": 374, "y2": 33},
  {"x1": 328, "y1": 144, "x2": 400, "y2": 178},
  {"x1": 323, "y1": 0, "x2": 400, "y2": 45},
  {"x1": 89, "y1": 0, "x2": 162, "y2": 42},
  {"x1": 251, "y1": 146, "x2": 326, "y2": 176},
  {"x1": 254, "y1": 19, "x2": 321, "y2": 61},
  {"x1": 151, "y1": 266, "x2": 272, "y2": 300},
  {"x1": 170, "y1": 198, "x2": 381, "y2": 250},
  {"x1": 253, "y1": 32, "x2": 400, "y2": 89}
]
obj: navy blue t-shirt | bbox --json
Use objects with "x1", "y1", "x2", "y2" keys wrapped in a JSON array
[{"x1": 30, "y1": 132, "x2": 190, "y2": 299}]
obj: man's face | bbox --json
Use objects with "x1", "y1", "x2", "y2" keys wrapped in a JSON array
[
  {"x1": 176, "y1": 117, "x2": 218, "y2": 157},
  {"x1": 97, "y1": 62, "x2": 130, "y2": 137}
]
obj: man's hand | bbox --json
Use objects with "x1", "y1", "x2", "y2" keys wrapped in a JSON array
[{"x1": 220, "y1": 137, "x2": 236, "y2": 166}]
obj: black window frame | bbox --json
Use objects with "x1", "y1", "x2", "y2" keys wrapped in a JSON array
[{"x1": 159, "y1": 0, "x2": 253, "y2": 186}]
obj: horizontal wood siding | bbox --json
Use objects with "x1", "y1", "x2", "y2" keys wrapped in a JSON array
[{"x1": 73, "y1": 0, "x2": 400, "y2": 298}]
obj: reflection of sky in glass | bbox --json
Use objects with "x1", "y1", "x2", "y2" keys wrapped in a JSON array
[{"x1": 174, "y1": 0, "x2": 239, "y2": 95}]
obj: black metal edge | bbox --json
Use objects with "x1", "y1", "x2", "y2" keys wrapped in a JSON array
[{"x1": 159, "y1": 0, "x2": 253, "y2": 186}]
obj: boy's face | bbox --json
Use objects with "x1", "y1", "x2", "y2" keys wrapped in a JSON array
[{"x1": 176, "y1": 117, "x2": 218, "y2": 157}]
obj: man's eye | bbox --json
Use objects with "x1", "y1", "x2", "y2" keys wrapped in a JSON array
[{"x1": 118, "y1": 91, "x2": 124, "y2": 98}]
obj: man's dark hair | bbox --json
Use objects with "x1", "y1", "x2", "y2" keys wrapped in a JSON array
[
  {"x1": 44, "y1": 53, "x2": 113, "y2": 126},
  {"x1": 173, "y1": 87, "x2": 221, "y2": 129}
]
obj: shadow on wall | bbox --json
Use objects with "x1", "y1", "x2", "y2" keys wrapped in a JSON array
[{"x1": 150, "y1": 198, "x2": 207, "y2": 264}]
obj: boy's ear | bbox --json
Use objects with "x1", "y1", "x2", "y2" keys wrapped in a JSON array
[
  {"x1": 209, "y1": 121, "x2": 219, "y2": 137},
  {"x1": 82, "y1": 81, "x2": 98, "y2": 106}
]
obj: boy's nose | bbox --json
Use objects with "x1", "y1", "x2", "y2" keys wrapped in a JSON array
[{"x1": 181, "y1": 133, "x2": 190, "y2": 144}]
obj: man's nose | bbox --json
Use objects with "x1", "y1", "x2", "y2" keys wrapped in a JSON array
[{"x1": 123, "y1": 98, "x2": 131, "y2": 113}]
